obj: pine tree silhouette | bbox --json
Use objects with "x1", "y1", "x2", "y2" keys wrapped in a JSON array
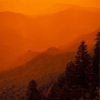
[
  {"x1": 90, "y1": 32, "x2": 100, "y2": 99},
  {"x1": 93, "y1": 32, "x2": 100, "y2": 83},
  {"x1": 74, "y1": 41, "x2": 91, "y2": 88},
  {"x1": 26, "y1": 80, "x2": 42, "y2": 100},
  {"x1": 48, "y1": 34, "x2": 100, "y2": 100},
  {"x1": 65, "y1": 61, "x2": 76, "y2": 87}
]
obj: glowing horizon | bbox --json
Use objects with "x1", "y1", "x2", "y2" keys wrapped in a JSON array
[{"x1": 0, "y1": 0, "x2": 100, "y2": 15}]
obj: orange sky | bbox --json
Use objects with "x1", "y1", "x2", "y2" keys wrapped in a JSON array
[{"x1": 0, "y1": 0, "x2": 100, "y2": 15}]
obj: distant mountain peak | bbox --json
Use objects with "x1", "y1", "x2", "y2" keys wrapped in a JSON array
[
  {"x1": 27, "y1": 50, "x2": 34, "y2": 53},
  {"x1": 47, "y1": 47, "x2": 59, "y2": 51},
  {"x1": 0, "y1": 11, "x2": 25, "y2": 15},
  {"x1": 46, "y1": 47, "x2": 62, "y2": 55}
]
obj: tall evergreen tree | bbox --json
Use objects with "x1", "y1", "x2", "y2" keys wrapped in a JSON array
[
  {"x1": 65, "y1": 61, "x2": 76, "y2": 87},
  {"x1": 93, "y1": 32, "x2": 100, "y2": 83},
  {"x1": 91, "y1": 32, "x2": 100, "y2": 99},
  {"x1": 75, "y1": 41, "x2": 91, "y2": 88},
  {"x1": 26, "y1": 80, "x2": 42, "y2": 100},
  {"x1": 48, "y1": 41, "x2": 93, "y2": 100}
]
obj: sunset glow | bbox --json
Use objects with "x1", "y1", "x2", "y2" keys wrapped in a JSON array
[
  {"x1": 0, "y1": 0, "x2": 99, "y2": 99},
  {"x1": 0, "y1": 0, "x2": 100, "y2": 15}
]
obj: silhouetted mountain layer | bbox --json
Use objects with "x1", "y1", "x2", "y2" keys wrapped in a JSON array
[
  {"x1": 60, "y1": 28, "x2": 100, "y2": 52},
  {"x1": 0, "y1": 26, "x2": 35, "y2": 71},
  {"x1": 46, "y1": 47, "x2": 64, "y2": 55},
  {"x1": 46, "y1": 4, "x2": 100, "y2": 14},
  {"x1": 0, "y1": 51, "x2": 75, "y2": 98},
  {"x1": 0, "y1": 28, "x2": 99, "y2": 99},
  {"x1": 11, "y1": 50, "x2": 40, "y2": 68},
  {"x1": 0, "y1": 6, "x2": 100, "y2": 71}
]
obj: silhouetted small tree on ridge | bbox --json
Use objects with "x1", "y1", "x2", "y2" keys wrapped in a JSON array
[{"x1": 26, "y1": 80, "x2": 42, "y2": 100}]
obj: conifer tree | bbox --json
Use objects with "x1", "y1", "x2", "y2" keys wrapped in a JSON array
[
  {"x1": 48, "y1": 41, "x2": 92, "y2": 100},
  {"x1": 75, "y1": 41, "x2": 91, "y2": 88},
  {"x1": 93, "y1": 32, "x2": 100, "y2": 83},
  {"x1": 65, "y1": 61, "x2": 76, "y2": 87},
  {"x1": 91, "y1": 32, "x2": 100, "y2": 99},
  {"x1": 26, "y1": 80, "x2": 42, "y2": 100}
]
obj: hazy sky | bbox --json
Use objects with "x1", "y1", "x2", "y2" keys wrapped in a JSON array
[{"x1": 0, "y1": 0, "x2": 100, "y2": 15}]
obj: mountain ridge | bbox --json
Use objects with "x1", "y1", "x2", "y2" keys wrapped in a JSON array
[
  {"x1": 0, "y1": 5, "x2": 100, "y2": 71},
  {"x1": 0, "y1": 28, "x2": 99, "y2": 99}
]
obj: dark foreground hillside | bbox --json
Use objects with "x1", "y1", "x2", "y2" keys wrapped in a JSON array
[
  {"x1": 26, "y1": 32, "x2": 100, "y2": 100},
  {"x1": 0, "y1": 51, "x2": 75, "y2": 99}
]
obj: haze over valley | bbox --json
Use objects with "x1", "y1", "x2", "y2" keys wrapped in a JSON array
[
  {"x1": 0, "y1": 1, "x2": 100, "y2": 99},
  {"x1": 0, "y1": 4, "x2": 100, "y2": 71}
]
